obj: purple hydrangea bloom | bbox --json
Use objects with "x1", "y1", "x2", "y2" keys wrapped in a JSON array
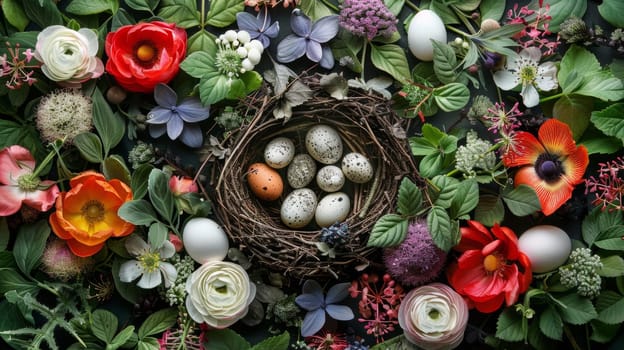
[
  {"x1": 383, "y1": 219, "x2": 447, "y2": 287},
  {"x1": 295, "y1": 280, "x2": 354, "y2": 337},
  {"x1": 146, "y1": 84, "x2": 210, "y2": 148},
  {"x1": 277, "y1": 9, "x2": 339, "y2": 69},
  {"x1": 236, "y1": 10, "x2": 280, "y2": 48},
  {"x1": 339, "y1": 0, "x2": 398, "y2": 41}
]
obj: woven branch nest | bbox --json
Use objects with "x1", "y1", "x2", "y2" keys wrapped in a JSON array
[{"x1": 213, "y1": 74, "x2": 421, "y2": 280}]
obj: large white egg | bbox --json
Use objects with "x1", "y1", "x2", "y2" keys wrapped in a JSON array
[
  {"x1": 315, "y1": 192, "x2": 351, "y2": 227},
  {"x1": 518, "y1": 225, "x2": 572, "y2": 273},
  {"x1": 407, "y1": 10, "x2": 447, "y2": 61},
  {"x1": 182, "y1": 218, "x2": 229, "y2": 264},
  {"x1": 316, "y1": 165, "x2": 345, "y2": 192},
  {"x1": 305, "y1": 125, "x2": 343, "y2": 164},
  {"x1": 287, "y1": 154, "x2": 317, "y2": 189},
  {"x1": 341, "y1": 152, "x2": 373, "y2": 183},
  {"x1": 280, "y1": 188, "x2": 317, "y2": 228},
  {"x1": 264, "y1": 137, "x2": 295, "y2": 169}
]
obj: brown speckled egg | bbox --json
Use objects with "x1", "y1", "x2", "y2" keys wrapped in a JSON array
[
  {"x1": 247, "y1": 163, "x2": 283, "y2": 201},
  {"x1": 305, "y1": 124, "x2": 343, "y2": 164}
]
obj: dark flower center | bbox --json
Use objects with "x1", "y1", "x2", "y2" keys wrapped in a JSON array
[{"x1": 535, "y1": 154, "x2": 563, "y2": 183}]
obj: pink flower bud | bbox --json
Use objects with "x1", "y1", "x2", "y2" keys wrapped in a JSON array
[
  {"x1": 169, "y1": 176, "x2": 198, "y2": 195},
  {"x1": 168, "y1": 233, "x2": 183, "y2": 253}
]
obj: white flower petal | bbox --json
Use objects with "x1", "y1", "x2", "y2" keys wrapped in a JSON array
[
  {"x1": 493, "y1": 70, "x2": 519, "y2": 91},
  {"x1": 137, "y1": 270, "x2": 162, "y2": 289},
  {"x1": 521, "y1": 47, "x2": 542, "y2": 63},
  {"x1": 160, "y1": 262, "x2": 178, "y2": 288},
  {"x1": 520, "y1": 84, "x2": 540, "y2": 108},
  {"x1": 536, "y1": 62, "x2": 558, "y2": 91},
  {"x1": 119, "y1": 260, "x2": 143, "y2": 283},
  {"x1": 125, "y1": 235, "x2": 150, "y2": 257},
  {"x1": 159, "y1": 240, "x2": 176, "y2": 259},
  {"x1": 186, "y1": 295, "x2": 205, "y2": 324}
]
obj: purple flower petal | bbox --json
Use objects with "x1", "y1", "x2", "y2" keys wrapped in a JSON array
[
  {"x1": 264, "y1": 21, "x2": 280, "y2": 39},
  {"x1": 167, "y1": 115, "x2": 184, "y2": 140},
  {"x1": 258, "y1": 36, "x2": 270, "y2": 49},
  {"x1": 291, "y1": 9, "x2": 311, "y2": 37},
  {"x1": 295, "y1": 293, "x2": 323, "y2": 311},
  {"x1": 325, "y1": 282, "x2": 349, "y2": 304},
  {"x1": 236, "y1": 12, "x2": 258, "y2": 33},
  {"x1": 301, "y1": 308, "x2": 326, "y2": 337},
  {"x1": 154, "y1": 83, "x2": 177, "y2": 108},
  {"x1": 277, "y1": 35, "x2": 306, "y2": 63},
  {"x1": 148, "y1": 123, "x2": 166, "y2": 138},
  {"x1": 319, "y1": 45, "x2": 335, "y2": 69},
  {"x1": 179, "y1": 124, "x2": 203, "y2": 148},
  {"x1": 146, "y1": 107, "x2": 172, "y2": 124},
  {"x1": 176, "y1": 98, "x2": 210, "y2": 123},
  {"x1": 310, "y1": 15, "x2": 339, "y2": 43},
  {"x1": 306, "y1": 40, "x2": 322, "y2": 62},
  {"x1": 325, "y1": 304, "x2": 354, "y2": 321}
]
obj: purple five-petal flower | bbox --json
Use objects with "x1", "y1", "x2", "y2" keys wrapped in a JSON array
[
  {"x1": 146, "y1": 84, "x2": 210, "y2": 148},
  {"x1": 295, "y1": 280, "x2": 354, "y2": 337},
  {"x1": 236, "y1": 10, "x2": 280, "y2": 48},
  {"x1": 277, "y1": 9, "x2": 339, "y2": 69}
]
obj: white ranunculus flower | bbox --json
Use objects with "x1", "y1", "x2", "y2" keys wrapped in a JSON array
[
  {"x1": 185, "y1": 261, "x2": 256, "y2": 329},
  {"x1": 398, "y1": 283, "x2": 469, "y2": 350},
  {"x1": 34, "y1": 25, "x2": 104, "y2": 87}
]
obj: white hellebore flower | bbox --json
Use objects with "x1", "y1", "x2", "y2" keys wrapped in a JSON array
[
  {"x1": 493, "y1": 47, "x2": 557, "y2": 108},
  {"x1": 185, "y1": 261, "x2": 256, "y2": 329},
  {"x1": 34, "y1": 25, "x2": 104, "y2": 87},
  {"x1": 119, "y1": 235, "x2": 178, "y2": 289},
  {"x1": 398, "y1": 283, "x2": 469, "y2": 350}
]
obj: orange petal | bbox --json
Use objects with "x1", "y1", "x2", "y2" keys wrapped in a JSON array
[
  {"x1": 514, "y1": 166, "x2": 574, "y2": 216},
  {"x1": 561, "y1": 145, "x2": 589, "y2": 187},
  {"x1": 502, "y1": 131, "x2": 544, "y2": 167},
  {"x1": 538, "y1": 119, "x2": 578, "y2": 156},
  {"x1": 69, "y1": 171, "x2": 105, "y2": 188},
  {"x1": 66, "y1": 239, "x2": 104, "y2": 257},
  {"x1": 49, "y1": 212, "x2": 73, "y2": 240}
]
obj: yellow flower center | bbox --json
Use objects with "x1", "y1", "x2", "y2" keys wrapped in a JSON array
[
  {"x1": 81, "y1": 200, "x2": 105, "y2": 228},
  {"x1": 138, "y1": 251, "x2": 161, "y2": 272},
  {"x1": 136, "y1": 43, "x2": 156, "y2": 62},
  {"x1": 483, "y1": 254, "x2": 500, "y2": 272},
  {"x1": 519, "y1": 65, "x2": 537, "y2": 85}
]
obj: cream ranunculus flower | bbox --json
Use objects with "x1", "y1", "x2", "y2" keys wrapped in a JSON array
[
  {"x1": 185, "y1": 261, "x2": 256, "y2": 329},
  {"x1": 34, "y1": 25, "x2": 104, "y2": 87},
  {"x1": 398, "y1": 283, "x2": 469, "y2": 350}
]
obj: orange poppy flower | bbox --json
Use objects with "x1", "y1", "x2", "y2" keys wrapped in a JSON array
[
  {"x1": 447, "y1": 220, "x2": 532, "y2": 313},
  {"x1": 502, "y1": 119, "x2": 589, "y2": 216},
  {"x1": 49, "y1": 171, "x2": 134, "y2": 257}
]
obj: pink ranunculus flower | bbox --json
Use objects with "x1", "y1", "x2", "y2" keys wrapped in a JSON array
[
  {"x1": 0, "y1": 145, "x2": 59, "y2": 216},
  {"x1": 169, "y1": 176, "x2": 198, "y2": 195}
]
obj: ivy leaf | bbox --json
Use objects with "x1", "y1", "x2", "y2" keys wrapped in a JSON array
[
  {"x1": 539, "y1": 306, "x2": 563, "y2": 341},
  {"x1": 13, "y1": 220, "x2": 49, "y2": 276},
  {"x1": 553, "y1": 95, "x2": 593, "y2": 140},
  {"x1": 590, "y1": 103, "x2": 624, "y2": 142},
  {"x1": 496, "y1": 307, "x2": 524, "y2": 342},
  {"x1": 299, "y1": 0, "x2": 334, "y2": 20},
  {"x1": 2, "y1": 0, "x2": 29, "y2": 31},
  {"x1": 367, "y1": 214, "x2": 409, "y2": 247},
  {"x1": 582, "y1": 207, "x2": 623, "y2": 247},
  {"x1": 397, "y1": 177, "x2": 423, "y2": 217},
  {"x1": 157, "y1": 0, "x2": 199, "y2": 28},
  {"x1": 474, "y1": 194, "x2": 505, "y2": 226},
  {"x1": 502, "y1": 184, "x2": 541, "y2": 216},
  {"x1": 73, "y1": 132, "x2": 104, "y2": 163},
  {"x1": 431, "y1": 40, "x2": 457, "y2": 84},
  {"x1": 553, "y1": 293, "x2": 598, "y2": 325},
  {"x1": 250, "y1": 331, "x2": 289, "y2": 350},
  {"x1": 138, "y1": 308, "x2": 177, "y2": 339},
  {"x1": 92, "y1": 309, "x2": 118, "y2": 343},
  {"x1": 117, "y1": 200, "x2": 158, "y2": 226},
  {"x1": 449, "y1": 179, "x2": 478, "y2": 219},
  {"x1": 203, "y1": 329, "x2": 251, "y2": 350},
  {"x1": 370, "y1": 43, "x2": 410, "y2": 83},
  {"x1": 427, "y1": 206, "x2": 457, "y2": 251},
  {"x1": 432, "y1": 83, "x2": 470, "y2": 112},
  {"x1": 206, "y1": 0, "x2": 244, "y2": 28},
  {"x1": 528, "y1": 0, "x2": 587, "y2": 32},
  {"x1": 598, "y1": 255, "x2": 624, "y2": 277}
]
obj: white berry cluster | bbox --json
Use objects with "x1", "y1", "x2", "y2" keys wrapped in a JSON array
[{"x1": 215, "y1": 29, "x2": 264, "y2": 81}]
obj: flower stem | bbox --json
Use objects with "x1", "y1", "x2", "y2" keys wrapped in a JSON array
[
  {"x1": 360, "y1": 40, "x2": 368, "y2": 80},
  {"x1": 405, "y1": 0, "x2": 420, "y2": 12},
  {"x1": 563, "y1": 324, "x2": 583, "y2": 350},
  {"x1": 539, "y1": 92, "x2": 563, "y2": 103},
  {"x1": 30, "y1": 147, "x2": 58, "y2": 179}
]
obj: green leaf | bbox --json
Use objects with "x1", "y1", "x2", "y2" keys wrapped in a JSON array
[
  {"x1": 73, "y1": 132, "x2": 104, "y2": 163},
  {"x1": 370, "y1": 43, "x2": 410, "y2": 83},
  {"x1": 299, "y1": 0, "x2": 334, "y2": 20},
  {"x1": 480, "y1": 0, "x2": 506, "y2": 21},
  {"x1": 102, "y1": 155, "x2": 132, "y2": 186},
  {"x1": 431, "y1": 40, "x2": 457, "y2": 84},
  {"x1": 474, "y1": 194, "x2": 505, "y2": 226},
  {"x1": 429, "y1": 175, "x2": 460, "y2": 209},
  {"x1": 148, "y1": 169, "x2": 175, "y2": 222},
  {"x1": 188, "y1": 30, "x2": 218, "y2": 54},
  {"x1": 22, "y1": 0, "x2": 63, "y2": 28},
  {"x1": 110, "y1": 326, "x2": 135, "y2": 349},
  {"x1": 92, "y1": 88, "x2": 125, "y2": 155},
  {"x1": 496, "y1": 307, "x2": 524, "y2": 342},
  {"x1": 13, "y1": 220, "x2": 50, "y2": 276},
  {"x1": 131, "y1": 164, "x2": 154, "y2": 200},
  {"x1": 206, "y1": 0, "x2": 244, "y2": 27},
  {"x1": 596, "y1": 291, "x2": 624, "y2": 324},
  {"x1": 409, "y1": 137, "x2": 437, "y2": 156},
  {"x1": 553, "y1": 293, "x2": 598, "y2": 325},
  {"x1": 367, "y1": 214, "x2": 409, "y2": 247},
  {"x1": 330, "y1": 31, "x2": 363, "y2": 73},
  {"x1": 0, "y1": 268, "x2": 38, "y2": 295},
  {"x1": 111, "y1": 8, "x2": 136, "y2": 30},
  {"x1": 199, "y1": 72, "x2": 230, "y2": 105},
  {"x1": 598, "y1": 0, "x2": 624, "y2": 27},
  {"x1": 449, "y1": 179, "x2": 478, "y2": 219},
  {"x1": 590, "y1": 319, "x2": 620, "y2": 344},
  {"x1": 539, "y1": 306, "x2": 563, "y2": 340},
  {"x1": 594, "y1": 225, "x2": 624, "y2": 251},
  {"x1": 432, "y1": 83, "x2": 470, "y2": 112},
  {"x1": 397, "y1": 177, "x2": 423, "y2": 217},
  {"x1": 579, "y1": 125, "x2": 623, "y2": 155},
  {"x1": 250, "y1": 331, "x2": 289, "y2": 350},
  {"x1": 112, "y1": 258, "x2": 142, "y2": 304},
  {"x1": 148, "y1": 222, "x2": 168, "y2": 250},
  {"x1": 575, "y1": 71, "x2": 624, "y2": 101},
  {"x1": 138, "y1": 308, "x2": 177, "y2": 339},
  {"x1": 559, "y1": 45, "x2": 600, "y2": 87},
  {"x1": 419, "y1": 153, "x2": 445, "y2": 178},
  {"x1": 429, "y1": 0, "x2": 459, "y2": 24},
  {"x1": 2, "y1": 0, "x2": 29, "y2": 31},
  {"x1": 65, "y1": 0, "x2": 115, "y2": 15},
  {"x1": 0, "y1": 218, "x2": 9, "y2": 251},
  {"x1": 427, "y1": 206, "x2": 457, "y2": 251},
  {"x1": 591, "y1": 103, "x2": 624, "y2": 142},
  {"x1": 117, "y1": 200, "x2": 158, "y2": 226},
  {"x1": 502, "y1": 184, "x2": 541, "y2": 216},
  {"x1": 137, "y1": 337, "x2": 160, "y2": 350},
  {"x1": 384, "y1": 0, "x2": 405, "y2": 16},
  {"x1": 157, "y1": 0, "x2": 199, "y2": 28},
  {"x1": 92, "y1": 309, "x2": 118, "y2": 343},
  {"x1": 598, "y1": 255, "x2": 624, "y2": 277},
  {"x1": 582, "y1": 207, "x2": 623, "y2": 247},
  {"x1": 528, "y1": 0, "x2": 586, "y2": 32},
  {"x1": 125, "y1": 0, "x2": 159, "y2": 12},
  {"x1": 552, "y1": 95, "x2": 593, "y2": 141},
  {"x1": 203, "y1": 329, "x2": 251, "y2": 350}
]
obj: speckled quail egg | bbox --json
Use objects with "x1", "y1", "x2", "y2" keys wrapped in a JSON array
[
  {"x1": 264, "y1": 137, "x2": 295, "y2": 169},
  {"x1": 341, "y1": 152, "x2": 373, "y2": 183},
  {"x1": 316, "y1": 165, "x2": 345, "y2": 192},
  {"x1": 305, "y1": 124, "x2": 343, "y2": 164},
  {"x1": 287, "y1": 154, "x2": 317, "y2": 189},
  {"x1": 280, "y1": 188, "x2": 317, "y2": 229},
  {"x1": 315, "y1": 192, "x2": 351, "y2": 227}
]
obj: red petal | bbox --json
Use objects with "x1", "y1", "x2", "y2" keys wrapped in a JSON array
[
  {"x1": 481, "y1": 239, "x2": 502, "y2": 256},
  {"x1": 456, "y1": 225, "x2": 493, "y2": 251},
  {"x1": 514, "y1": 166, "x2": 574, "y2": 216},
  {"x1": 473, "y1": 295, "x2": 505, "y2": 313},
  {"x1": 492, "y1": 225, "x2": 519, "y2": 260},
  {"x1": 502, "y1": 131, "x2": 544, "y2": 167},
  {"x1": 538, "y1": 119, "x2": 578, "y2": 157}
]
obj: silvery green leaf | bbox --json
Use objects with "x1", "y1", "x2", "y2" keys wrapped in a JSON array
[{"x1": 319, "y1": 73, "x2": 348, "y2": 100}]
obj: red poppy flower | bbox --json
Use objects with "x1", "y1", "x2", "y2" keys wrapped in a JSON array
[
  {"x1": 105, "y1": 21, "x2": 187, "y2": 93},
  {"x1": 502, "y1": 119, "x2": 588, "y2": 216},
  {"x1": 447, "y1": 220, "x2": 532, "y2": 313}
]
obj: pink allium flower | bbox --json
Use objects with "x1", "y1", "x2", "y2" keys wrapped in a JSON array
[
  {"x1": 169, "y1": 175, "x2": 199, "y2": 195},
  {"x1": 339, "y1": 0, "x2": 398, "y2": 41},
  {"x1": 0, "y1": 145, "x2": 59, "y2": 216},
  {"x1": 383, "y1": 219, "x2": 447, "y2": 287}
]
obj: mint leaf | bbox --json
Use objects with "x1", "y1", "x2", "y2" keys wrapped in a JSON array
[
  {"x1": 590, "y1": 103, "x2": 624, "y2": 142},
  {"x1": 427, "y1": 206, "x2": 458, "y2": 251},
  {"x1": 367, "y1": 214, "x2": 409, "y2": 247},
  {"x1": 397, "y1": 177, "x2": 423, "y2": 216},
  {"x1": 429, "y1": 175, "x2": 460, "y2": 209},
  {"x1": 594, "y1": 225, "x2": 624, "y2": 251},
  {"x1": 496, "y1": 307, "x2": 524, "y2": 342},
  {"x1": 582, "y1": 207, "x2": 623, "y2": 247},
  {"x1": 138, "y1": 308, "x2": 177, "y2": 339},
  {"x1": 370, "y1": 43, "x2": 410, "y2": 83},
  {"x1": 92, "y1": 309, "x2": 118, "y2": 343},
  {"x1": 449, "y1": 179, "x2": 478, "y2": 219}
]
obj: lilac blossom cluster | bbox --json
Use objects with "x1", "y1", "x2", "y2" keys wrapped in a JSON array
[{"x1": 338, "y1": 0, "x2": 398, "y2": 41}]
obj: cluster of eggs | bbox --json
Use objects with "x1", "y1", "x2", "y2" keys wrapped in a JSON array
[{"x1": 246, "y1": 124, "x2": 374, "y2": 229}]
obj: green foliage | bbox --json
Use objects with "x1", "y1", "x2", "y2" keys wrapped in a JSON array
[
  {"x1": 480, "y1": 0, "x2": 506, "y2": 21},
  {"x1": 137, "y1": 308, "x2": 177, "y2": 339},
  {"x1": 553, "y1": 293, "x2": 598, "y2": 325},
  {"x1": 591, "y1": 103, "x2": 624, "y2": 143},
  {"x1": 528, "y1": 0, "x2": 587, "y2": 32},
  {"x1": 538, "y1": 306, "x2": 563, "y2": 341},
  {"x1": 118, "y1": 200, "x2": 158, "y2": 226},
  {"x1": 299, "y1": 0, "x2": 334, "y2": 20},
  {"x1": 496, "y1": 307, "x2": 524, "y2": 342},
  {"x1": 432, "y1": 83, "x2": 470, "y2": 112},
  {"x1": 74, "y1": 132, "x2": 104, "y2": 163},
  {"x1": 148, "y1": 222, "x2": 168, "y2": 250},
  {"x1": 92, "y1": 87, "x2": 126, "y2": 158},
  {"x1": 369, "y1": 43, "x2": 410, "y2": 83},
  {"x1": 2, "y1": 0, "x2": 29, "y2": 32},
  {"x1": 131, "y1": 163, "x2": 154, "y2": 199},
  {"x1": 13, "y1": 220, "x2": 49, "y2": 276},
  {"x1": 65, "y1": 0, "x2": 118, "y2": 15},
  {"x1": 22, "y1": 0, "x2": 63, "y2": 28},
  {"x1": 397, "y1": 177, "x2": 423, "y2": 216},
  {"x1": 206, "y1": 0, "x2": 244, "y2": 27},
  {"x1": 432, "y1": 40, "x2": 458, "y2": 84},
  {"x1": 427, "y1": 205, "x2": 459, "y2": 251},
  {"x1": 204, "y1": 329, "x2": 290, "y2": 350},
  {"x1": 582, "y1": 207, "x2": 623, "y2": 247},
  {"x1": 148, "y1": 168, "x2": 175, "y2": 223},
  {"x1": 409, "y1": 124, "x2": 458, "y2": 178},
  {"x1": 102, "y1": 154, "x2": 132, "y2": 185},
  {"x1": 596, "y1": 290, "x2": 624, "y2": 324},
  {"x1": 157, "y1": 0, "x2": 199, "y2": 28},
  {"x1": 502, "y1": 185, "x2": 542, "y2": 216},
  {"x1": 125, "y1": 0, "x2": 160, "y2": 13},
  {"x1": 474, "y1": 194, "x2": 505, "y2": 226}
]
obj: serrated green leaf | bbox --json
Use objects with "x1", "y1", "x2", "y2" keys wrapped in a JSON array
[
  {"x1": 598, "y1": 255, "x2": 624, "y2": 277},
  {"x1": 206, "y1": 0, "x2": 244, "y2": 27},
  {"x1": 125, "y1": 0, "x2": 159, "y2": 12},
  {"x1": 370, "y1": 43, "x2": 410, "y2": 83},
  {"x1": 474, "y1": 194, "x2": 505, "y2": 226},
  {"x1": 431, "y1": 40, "x2": 457, "y2": 84},
  {"x1": 65, "y1": 0, "x2": 115, "y2": 15},
  {"x1": 102, "y1": 155, "x2": 132, "y2": 186},
  {"x1": 596, "y1": 291, "x2": 624, "y2": 324},
  {"x1": 13, "y1": 220, "x2": 49, "y2": 276},
  {"x1": 449, "y1": 179, "x2": 478, "y2": 219},
  {"x1": 157, "y1": 0, "x2": 199, "y2": 28},
  {"x1": 203, "y1": 329, "x2": 251, "y2": 350},
  {"x1": 502, "y1": 184, "x2": 541, "y2": 216},
  {"x1": 559, "y1": 45, "x2": 600, "y2": 87},
  {"x1": 92, "y1": 309, "x2": 118, "y2": 343},
  {"x1": 138, "y1": 308, "x2": 177, "y2": 339},
  {"x1": 117, "y1": 200, "x2": 158, "y2": 226},
  {"x1": 432, "y1": 83, "x2": 470, "y2": 112},
  {"x1": 578, "y1": 126, "x2": 623, "y2": 155},
  {"x1": 427, "y1": 206, "x2": 457, "y2": 251},
  {"x1": 553, "y1": 95, "x2": 593, "y2": 141},
  {"x1": 480, "y1": 0, "x2": 506, "y2": 21},
  {"x1": 367, "y1": 214, "x2": 409, "y2": 247},
  {"x1": 137, "y1": 337, "x2": 160, "y2": 350},
  {"x1": 397, "y1": 177, "x2": 423, "y2": 216},
  {"x1": 110, "y1": 325, "x2": 135, "y2": 348},
  {"x1": 92, "y1": 88, "x2": 125, "y2": 156},
  {"x1": 419, "y1": 153, "x2": 445, "y2": 178},
  {"x1": 583, "y1": 207, "x2": 623, "y2": 247},
  {"x1": 429, "y1": 175, "x2": 460, "y2": 209},
  {"x1": 496, "y1": 307, "x2": 524, "y2": 342},
  {"x1": 590, "y1": 319, "x2": 620, "y2": 344},
  {"x1": 553, "y1": 293, "x2": 597, "y2": 325},
  {"x1": 299, "y1": 0, "x2": 334, "y2": 20},
  {"x1": 148, "y1": 222, "x2": 168, "y2": 250},
  {"x1": 250, "y1": 331, "x2": 289, "y2": 350},
  {"x1": 2, "y1": 0, "x2": 29, "y2": 31},
  {"x1": 528, "y1": 0, "x2": 587, "y2": 32},
  {"x1": 131, "y1": 164, "x2": 154, "y2": 200},
  {"x1": 0, "y1": 268, "x2": 38, "y2": 295},
  {"x1": 594, "y1": 226, "x2": 624, "y2": 251},
  {"x1": 409, "y1": 137, "x2": 437, "y2": 156},
  {"x1": 74, "y1": 132, "x2": 104, "y2": 163},
  {"x1": 188, "y1": 30, "x2": 218, "y2": 54},
  {"x1": 590, "y1": 103, "x2": 624, "y2": 142},
  {"x1": 539, "y1": 306, "x2": 563, "y2": 341}
]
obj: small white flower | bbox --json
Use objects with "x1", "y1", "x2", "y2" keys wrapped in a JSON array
[
  {"x1": 241, "y1": 58, "x2": 254, "y2": 71},
  {"x1": 247, "y1": 48, "x2": 262, "y2": 65},
  {"x1": 237, "y1": 30, "x2": 251, "y2": 44},
  {"x1": 236, "y1": 47, "x2": 248, "y2": 58},
  {"x1": 493, "y1": 47, "x2": 558, "y2": 108},
  {"x1": 119, "y1": 235, "x2": 178, "y2": 289},
  {"x1": 224, "y1": 30, "x2": 238, "y2": 43}
]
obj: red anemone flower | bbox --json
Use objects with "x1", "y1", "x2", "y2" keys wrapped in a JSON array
[
  {"x1": 447, "y1": 220, "x2": 532, "y2": 313},
  {"x1": 105, "y1": 21, "x2": 187, "y2": 93},
  {"x1": 502, "y1": 119, "x2": 588, "y2": 216}
]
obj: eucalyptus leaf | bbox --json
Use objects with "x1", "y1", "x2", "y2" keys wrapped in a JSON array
[
  {"x1": 157, "y1": 0, "x2": 199, "y2": 28},
  {"x1": 432, "y1": 83, "x2": 470, "y2": 112},
  {"x1": 73, "y1": 132, "x2": 104, "y2": 163},
  {"x1": 206, "y1": 0, "x2": 244, "y2": 27},
  {"x1": 13, "y1": 220, "x2": 49, "y2": 276},
  {"x1": 367, "y1": 214, "x2": 409, "y2": 247},
  {"x1": 370, "y1": 43, "x2": 410, "y2": 83}
]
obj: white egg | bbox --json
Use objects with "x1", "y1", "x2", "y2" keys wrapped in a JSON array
[
  {"x1": 407, "y1": 10, "x2": 447, "y2": 61},
  {"x1": 280, "y1": 188, "x2": 317, "y2": 229},
  {"x1": 518, "y1": 225, "x2": 572, "y2": 273},
  {"x1": 287, "y1": 154, "x2": 317, "y2": 189},
  {"x1": 315, "y1": 192, "x2": 351, "y2": 227},
  {"x1": 341, "y1": 152, "x2": 373, "y2": 183},
  {"x1": 316, "y1": 165, "x2": 345, "y2": 192},
  {"x1": 264, "y1": 137, "x2": 295, "y2": 169},
  {"x1": 182, "y1": 218, "x2": 229, "y2": 264},
  {"x1": 305, "y1": 124, "x2": 343, "y2": 164}
]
